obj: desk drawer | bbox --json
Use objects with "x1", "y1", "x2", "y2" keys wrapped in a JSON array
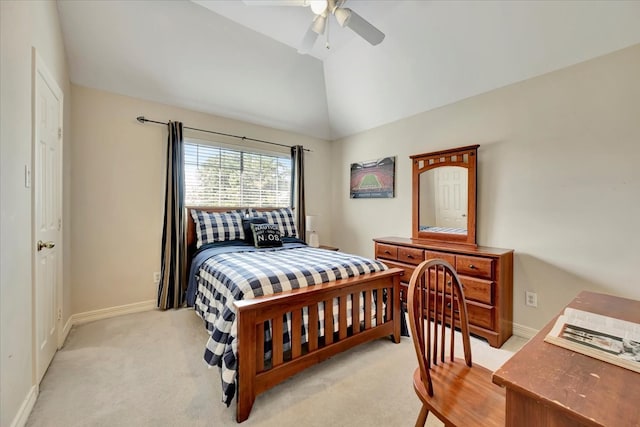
[
  {"x1": 398, "y1": 247, "x2": 424, "y2": 265},
  {"x1": 459, "y1": 276, "x2": 493, "y2": 305},
  {"x1": 456, "y1": 255, "x2": 494, "y2": 280},
  {"x1": 376, "y1": 243, "x2": 398, "y2": 260}
]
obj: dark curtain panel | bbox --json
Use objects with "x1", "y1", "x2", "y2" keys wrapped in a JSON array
[
  {"x1": 290, "y1": 145, "x2": 306, "y2": 239},
  {"x1": 158, "y1": 121, "x2": 186, "y2": 309}
]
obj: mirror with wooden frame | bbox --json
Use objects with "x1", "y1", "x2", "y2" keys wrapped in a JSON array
[{"x1": 411, "y1": 145, "x2": 478, "y2": 246}]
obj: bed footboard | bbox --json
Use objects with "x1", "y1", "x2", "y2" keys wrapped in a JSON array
[{"x1": 234, "y1": 268, "x2": 402, "y2": 422}]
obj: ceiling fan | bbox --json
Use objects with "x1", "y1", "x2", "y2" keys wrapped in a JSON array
[{"x1": 244, "y1": 0, "x2": 385, "y2": 53}]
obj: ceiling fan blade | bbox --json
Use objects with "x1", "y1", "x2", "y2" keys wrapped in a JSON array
[
  {"x1": 298, "y1": 23, "x2": 319, "y2": 54},
  {"x1": 335, "y1": 7, "x2": 385, "y2": 46}
]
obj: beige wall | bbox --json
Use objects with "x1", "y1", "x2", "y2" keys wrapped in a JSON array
[
  {"x1": 331, "y1": 44, "x2": 640, "y2": 331},
  {"x1": 0, "y1": 1, "x2": 71, "y2": 426},
  {"x1": 2, "y1": 11, "x2": 637, "y2": 427},
  {"x1": 70, "y1": 85, "x2": 332, "y2": 314}
]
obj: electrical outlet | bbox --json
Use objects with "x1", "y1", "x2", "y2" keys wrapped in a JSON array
[
  {"x1": 525, "y1": 291, "x2": 538, "y2": 307},
  {"x1": 153, "y1": 272, "x2": 161, "y2": 283},
  {"x1": 57, "y1": 308, "x2": 62, "y2": 321}
]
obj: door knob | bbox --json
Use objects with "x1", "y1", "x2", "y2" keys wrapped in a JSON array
[{"x1": 37, "y1": 240, "x2": 55, "y2": 251}]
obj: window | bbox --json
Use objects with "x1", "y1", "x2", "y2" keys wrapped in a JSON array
[{"x1": 184, "y1": 141, "x2": 291, "y2": 207}]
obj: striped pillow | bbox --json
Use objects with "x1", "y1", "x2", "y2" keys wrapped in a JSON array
[
  {"x1": 190, "y1": 210, "x2": 244, "y2": 248},
  {"x1": 260, "y1": 207, "x2": 298, "y2": 238}
]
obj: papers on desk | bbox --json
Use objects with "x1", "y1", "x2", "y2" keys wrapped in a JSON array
[{"x1": 544, "y1": 308, "x2": 640, "y2": 373}]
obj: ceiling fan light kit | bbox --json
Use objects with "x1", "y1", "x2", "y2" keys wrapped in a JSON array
[
  {"x1": 333, "y1": 7, "x2": 350, "y2": 26},
  {"x1": 309, "y1": 0, "x2": 328, "y2": 15},
  {"x1": 311, "y1": 13, "x2": 327, "y2": 35},
  {"x1": 299, "y1": 12, "x2": 327, "y2": 53}
]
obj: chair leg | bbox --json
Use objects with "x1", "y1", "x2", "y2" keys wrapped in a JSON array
[{"x1": 415, "y1": 404, "x2": 429, "y2": 427}]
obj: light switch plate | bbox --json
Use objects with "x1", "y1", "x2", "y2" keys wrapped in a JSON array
[{"x1": 25, "y1": 165, "x2": 31, "y2": 188}]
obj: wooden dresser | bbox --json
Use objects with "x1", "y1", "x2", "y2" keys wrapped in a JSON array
[{"x1": 374, "y1": 236, "x2": 514, "y2": 348}]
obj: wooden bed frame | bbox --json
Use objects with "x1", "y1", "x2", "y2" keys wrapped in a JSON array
[{"x1": 186, "y1": 207, "x2": 403, "y2": 422}]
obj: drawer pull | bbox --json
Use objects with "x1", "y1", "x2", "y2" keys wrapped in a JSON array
[
  {"x1": 446, "y1": 302, "x2": 460, "y2": 314},
  {"x1": 384, "y1": 250, "x2": 391, "y2": 254},
  {"x1": 469, "y1": 264, "x2": 477, "y2": 269},
  {"x1": 407, "y1": 254, "x2": 414, "y2": 259}
]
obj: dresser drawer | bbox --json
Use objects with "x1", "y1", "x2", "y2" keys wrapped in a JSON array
[
  {"x1": 426, "y1": 295, "x2": 494, "y2": 330},
  {"x1": 425, "y1": 250, "x2": 456, "y2": 267},
  {"x1": 459, "y1": 276, "x2": 493, "y2": 305},
  {"x1": 381, "y1": 260, "x2": 416, "y2": 283},
  {"x1": 398, "y1": 247, "x2": 424, "y2": 265},
  {"x1": 399, "y1": 282, "x2": 408, "y2": 305},
  {"x1": 378, "y1": 259, "x2": 413, "y2": 303},
  {"x1": 456, "y1": 255, "x2": 494, "y2": 280},
  {"x1": 467, "y1": 302, "x2": 494, "y2": 330},
  {"x1": 428, "y1": 270, "x2": 454, "y2": 294},
  {"x1": 376, "y1": 243, "x2": 398, "y2": 260},
  {"x1": 426, "y1": 272, "x2": 493, "y2": 306}
]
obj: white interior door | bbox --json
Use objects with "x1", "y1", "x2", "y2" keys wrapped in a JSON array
[
  {"x1": 33, "y1": 50, "x2": 63, "y2": 383},
  {"x1": 435, "y1": 166, "x2": 468, "y2": 229}
]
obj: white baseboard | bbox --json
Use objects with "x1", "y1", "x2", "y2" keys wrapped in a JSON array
[
  {"x1": 11, "y1": 301, "x2": 156, "y2": 427},
  {"x1": 59, "y1": 316, "x2": 73, "y2": 348},
  {"x1": 71, "y1": 299, "x2": 157, "y2": 326},
  {"x1": 10, "y1": 385, "x2": 38, "y2": 427},
  {"x1": 513, "y1": 322, "x2": 539, "y2": 340}
]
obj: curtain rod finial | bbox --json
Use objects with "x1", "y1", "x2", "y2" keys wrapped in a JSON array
[{"x1": 136, "y1": 116, "x2": 146, "y2": 123}]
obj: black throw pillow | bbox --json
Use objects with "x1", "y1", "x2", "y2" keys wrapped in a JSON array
[
  {"x1": 250, "y1": 223, "x2": 283, "y2": 248},
  {"x1": 242, "y1": 217, "x2": 268, "y2": 245}
]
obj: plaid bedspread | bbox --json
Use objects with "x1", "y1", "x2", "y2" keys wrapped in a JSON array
[{"x1": 192, "y1": 245, "x2": 387, "y2": 405}]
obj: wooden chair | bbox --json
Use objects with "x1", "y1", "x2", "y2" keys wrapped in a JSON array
[{"x1": 407, "y1": 259, "x2": 505, "y2": 427}]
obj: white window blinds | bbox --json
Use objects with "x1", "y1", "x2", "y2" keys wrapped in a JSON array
[{"x1": 184, "y1": 141, "x2": 292, "y2": 207}]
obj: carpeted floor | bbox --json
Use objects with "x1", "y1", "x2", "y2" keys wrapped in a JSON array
[{"x1": 26, "y1": 309, "x2": 527, "y2": 427}]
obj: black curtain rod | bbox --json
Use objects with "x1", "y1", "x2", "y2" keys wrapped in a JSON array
[{"x1": 136, "y1": 116, "x2": 310, "y2": 152}]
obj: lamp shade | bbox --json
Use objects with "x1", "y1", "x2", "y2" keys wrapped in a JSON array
[{"x1": 306, "y1": 215, "x2": 317, "y2": 231}]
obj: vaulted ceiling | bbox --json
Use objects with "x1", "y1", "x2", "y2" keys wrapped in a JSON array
[{"x1": 57, "y1": 0, "x2": 640, "y2": 140}]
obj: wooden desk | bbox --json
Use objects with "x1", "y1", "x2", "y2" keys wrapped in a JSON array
[{"x1": 492, "y1": 291, "x2": 640, "y2": 427}]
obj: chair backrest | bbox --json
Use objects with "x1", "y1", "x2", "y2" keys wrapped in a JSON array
[{"x1": 407, "y1": 259, "x2": 472, "y2": 396}]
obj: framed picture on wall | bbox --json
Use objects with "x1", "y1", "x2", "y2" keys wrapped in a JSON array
[{"x1": 350, "y1": 156, "x2": 395, "y2": 199}]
